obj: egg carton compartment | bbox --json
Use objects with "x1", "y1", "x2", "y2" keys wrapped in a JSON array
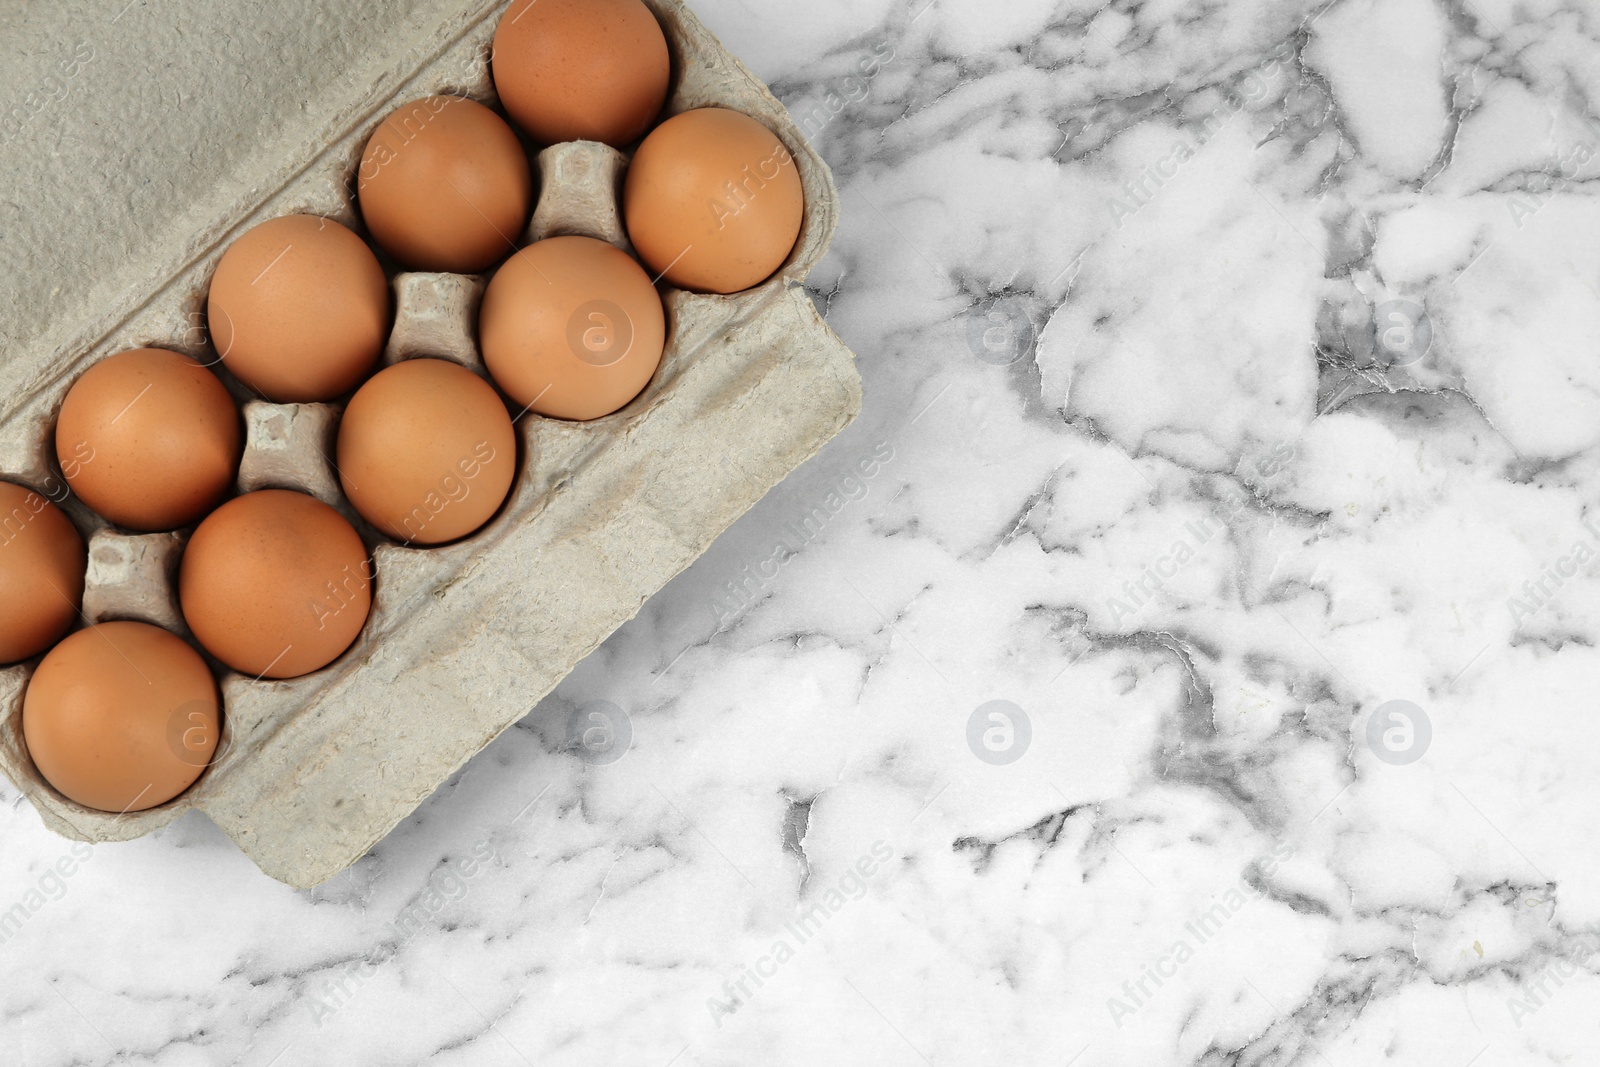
[
  {"x1": 238, "y1": 402, "x2": 346, "y2": 507},
  {"x1": 527, "y1": 141, "x2": 634, "y2": 251},
  {"x1": 0, "y1": 0, "x2": 859, "y2": 887},
  {"x1": 384, "y1": 273, "x2": 487, "y2": 369},
  {"x1": 82, "y1": 531, "x2": 189, "y2": 635}
]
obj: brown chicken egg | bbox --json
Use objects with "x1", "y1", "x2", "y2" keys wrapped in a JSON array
[
  {"x1": 55, "y1": 348, "x2": 241, "y2": 531},
  {"x1": 337, "y1": 358, "x2": 516, "y2": 544},
  {"x1": 479, "y1": 236, "x2": 665, "y2": 421},
  {"x1": 179, "y1": 489, "x2": 372, "y2": 679},
  {"x1": 358, "y1": 96, "x2": 533, "y2": 274},
  {"x1": 0, "y1": 481, "x2": 85, "y2": 664},
  {"x1": 208, "y1": 215, "x2": 390, "y2": 402},
  {"x1": 623, "y1": 107, "x2": 805, "y2": 294},
  {"x1": 23, "y1": 621, "x2": 220, "y2": 813},
  {"x1": 491, "y1": 0, "x2": 670, "y2": 147}
]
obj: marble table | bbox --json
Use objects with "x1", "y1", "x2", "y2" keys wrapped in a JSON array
[{"x1": 4, "y1": 0, "x2": 1598, "y2": 1064}]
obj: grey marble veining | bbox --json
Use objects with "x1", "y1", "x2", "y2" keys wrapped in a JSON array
[{"x1": 5, "y1": 0, "x2": 1600, "y2": 1064}]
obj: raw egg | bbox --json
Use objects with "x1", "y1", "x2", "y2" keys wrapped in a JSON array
[
  {"x1": 624, "y1": 107, "x2": 804, "y2": 294},
  {"x1": 479, "y1": 235, "x2": 665, "y2": 420},
  {"x1": 0, "y1": 481, "x2": 85, "y2": 664},
  {"x1": 358, "y1": 96, "x2": 533, "y2": 273},
  {"x1": 208, "y1": 215, "x2": 390, "y2": 402},
  {"x1": 56, "y1": 348, "x2": 242, "y2": 531},
  {"x1": 23, "y1": 621, "x2": 220, "y2": 813},
  {"x1": 491, "y1": 0, "x2": 670, "y2": 147},
  {"x1": 180, "y1": 489, "x2": 371, "y2": 678},
  {"x1": 337, "y1": 358, "x2": 516, "y2": 544}
]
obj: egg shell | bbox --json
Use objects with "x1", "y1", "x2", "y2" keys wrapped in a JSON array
[
  {"x1": 358, "y1": 96, "x2": 533, "y2": 274},
  {"x1": 479, "y1": 235, "x2": 666, "y2": 421},
  {"x1": 23, "y1": 621, "x2": 219, "y2": 813},
  {"x1": 623, "y1": 107, "x2": 805, "y2": 294},
  {"x1": 491, "y1": 0, "x2": 670, "y2": 148},
  {"x1": 337, "y1": 359, "x2": 517, "y2": 545},
  {"x1": 207, "y1": 215, "x2": 390, "y2": 403},
  {"x1": 179, "y1": 489, "x2": 372, "y2": 679},
  {"x1": 55, "y1": 348, "x2": 242, "y2": 532},
  {"x1": 0, "y1": 482, "x2": 86, "y2": 664}
]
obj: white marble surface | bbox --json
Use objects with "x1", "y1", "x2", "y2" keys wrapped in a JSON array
[{"x1": 7, "y1": 0, "x2": 1600, "y2": 1063}]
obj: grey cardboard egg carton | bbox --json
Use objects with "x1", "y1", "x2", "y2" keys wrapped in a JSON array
[{"x1": 0, "y1": 0, "x2": 860, "y2": 886}]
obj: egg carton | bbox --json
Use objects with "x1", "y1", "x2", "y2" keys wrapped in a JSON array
[{"x1": 0, "y1": 0, "x2": 860, "y2": 887}]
